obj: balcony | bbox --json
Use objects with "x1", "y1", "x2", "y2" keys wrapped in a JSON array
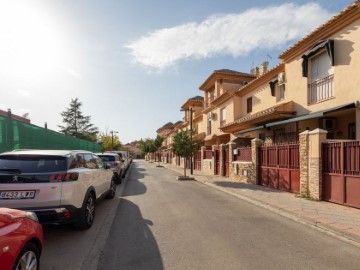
[{"x1": 308, "y1": 74, "x2": 334, "y2": 104}]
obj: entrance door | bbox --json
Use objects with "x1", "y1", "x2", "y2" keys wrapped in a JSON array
[{"x1": 258, "y1": 143, "x2": 300, "y2": 193}]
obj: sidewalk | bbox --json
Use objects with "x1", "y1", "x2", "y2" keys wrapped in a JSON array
[{"x1": 161, "y1": 162, "x2": 360, "y2": 246}]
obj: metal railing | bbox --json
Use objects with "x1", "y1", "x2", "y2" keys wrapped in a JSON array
[
  {"x1": 204, "y1": 150, "x2": 213, "y2": 159},
  {"x1": 308, "y1": 74, "x2": 334, "y2": 104},
  {"x1": 322, "y1": 140, "x2": 360, "y2": 175},
  {"x1": 233, "y1": 147, "x2": 252, "y2": 162}
]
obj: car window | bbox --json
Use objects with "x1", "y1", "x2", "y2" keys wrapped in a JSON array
[
  {"x1": 95, "y1": 157, "x2": 105, "y2": 169},
  {"x1": 69, "y1": 154, "x2": 85, "y2": 169},
  {"x1": 98, "y1": 155, "x2": 116, "y2": 162},
  {"x1": 0, "y1": 155, "x2": 67, "y2": 173},
  {"x1": 83, "y1": 154, "x2": 98, "y2": 169}
]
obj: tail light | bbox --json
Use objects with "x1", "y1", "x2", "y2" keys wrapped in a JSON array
[{"x1": 49, "y1": 172, "x2": 79, "y2": 182}]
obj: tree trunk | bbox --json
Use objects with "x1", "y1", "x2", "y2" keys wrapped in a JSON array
[{"x1": 183, "y1": 157, "x2": 186, "y2": 177}]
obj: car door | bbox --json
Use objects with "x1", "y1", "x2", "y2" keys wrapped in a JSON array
[
  {"x1": 95, "y1": 155, "x2": 112, "y2": 193},
  {"x1": 83, "y1": 153, "x2": 104, "y2": 199}
]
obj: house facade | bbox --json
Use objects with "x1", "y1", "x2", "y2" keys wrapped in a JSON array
[{"x1": 153, "y1": 1, "x2": 360, "y2": 209}]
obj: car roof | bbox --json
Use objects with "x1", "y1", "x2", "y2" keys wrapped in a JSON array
[
  {"x1": 95, "y1": 152, "x2": 119, "y2": 156},
  {"x1": 0, "y1": 150, "x2": 93, "y2": 156}
]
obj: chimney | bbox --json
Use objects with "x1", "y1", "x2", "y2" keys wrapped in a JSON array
[
  {"x1": 44, "y1": 122, "x2": 48, "y2": 129},
  {"x1": 7, "y1": 109, "x2": 11, "y2": 117},
  {"x1": 255, "y1": 67, "x2": 260, "y2": 77},
  {"x1": 260, "y1": 61, "x2": 269, "y2": 76}
]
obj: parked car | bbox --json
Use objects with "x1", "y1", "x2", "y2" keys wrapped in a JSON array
[
  {"x1": 95, "y1": 152, "x2": 123, "y2": 184},
  {"x1": 0, "y1": 150, "x2": 116, "y2": 230},
  {"x1": 110, "y1": 151, "x2": 130, "y2": 176},
  {"x1": 0, "y1": 207, "x2": 44, "y2": 270},
  {"x1": 118, "y1": 151, "x2": 131, "y2": 169}
]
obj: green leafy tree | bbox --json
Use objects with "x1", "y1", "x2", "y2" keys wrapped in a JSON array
[
  {"x1": 153, "y1": 135, "x2": 164, "y2": 164},
  {"x1": 98, "y1": 132, "x2": 121, "y2": 151},
  {"x1": 140, "y1": 138, "x2": 156, "y2": 159},
  {"x1": 58, "y1": 98, "x2": 99, "y2": 142},
  {"x1": 172, "y1": 129, "x2": 197, "y2": 177}
]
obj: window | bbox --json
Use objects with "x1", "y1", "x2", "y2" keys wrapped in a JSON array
[
  {"x1": 220, "y1": 107, "x2": 226, "y2": 127},
  {"x1": 95, "y1": 157, "x2": 104, "y2": 169},
  {"x1": 308, "y1": 51, "x2": 334, "y2": 104},
  {"x1": 349, "y1": 123, "x2": 356, "y2": 140},
  {"x1": 247, "y1": 97, "x2": 252, "y2": 113},
  {"x1": 83, "y1": 154, "x2": 98, "y2": 169},
  {"x1": 207, "y1": 118, "x2": 211, "y2": 135},
  {"x1": 276, "y1": 84, "x2": 285, "y2": 102}
]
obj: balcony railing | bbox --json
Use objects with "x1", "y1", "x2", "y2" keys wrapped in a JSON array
[{"x1": 308, "y1": 74, "x2": 334, "y2": 104}]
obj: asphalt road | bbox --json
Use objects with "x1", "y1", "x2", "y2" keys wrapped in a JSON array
[{"x1": 98, "y1": 160, "x2": 360, "y2": 270}]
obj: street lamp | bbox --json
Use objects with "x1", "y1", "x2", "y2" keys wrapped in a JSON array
[{"x1": 110, "y1": 130, "x2": 119, "y2": 150}]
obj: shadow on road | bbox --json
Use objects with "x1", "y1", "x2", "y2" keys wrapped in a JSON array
[
  {"x1": 98, "y1": 199, "x2": 164, "y2": 270},
  {"x1": 122, "y1": 162, "x2": 147, "y2": 197}
]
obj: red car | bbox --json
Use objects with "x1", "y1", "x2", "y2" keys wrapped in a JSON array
[{"x1": 0, "y1": 208, "x2": 44, "y2": 270}]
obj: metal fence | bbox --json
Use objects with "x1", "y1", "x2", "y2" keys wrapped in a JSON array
[
  {"x1": 204, "y1": 150, "x2": 213, "y2": 159},
  {"x1": 233, "y1": 147, "x2": 252, "y2": 162},
  {"x1": 0, "y1": 115, "x2": 101, "y2": 153}
]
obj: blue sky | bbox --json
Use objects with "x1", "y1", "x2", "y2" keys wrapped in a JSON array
[{"x1": 0, "y1": 0, "x2": 354, "y2": 143}]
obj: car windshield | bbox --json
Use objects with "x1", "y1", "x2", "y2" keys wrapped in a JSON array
[
  {"x1": 98, "y1": 155, "x2": 116, "y2": 162},
  {"x1": 0, "y1": 155, "x2": 67, "y2": 173}
]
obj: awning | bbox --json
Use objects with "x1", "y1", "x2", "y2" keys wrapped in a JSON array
[
  {"x1": 302, "y1": 39, "x2": 334, "y2": 77},
  {"x1": 265, "y1": 102, "x2": 355, "y2": 128},
  {"x1": 204, "y1": 134, "x2": 216, "y2": 141},
  {"x1": 234, "y1": 125, "x2": 265, "y2": 136},
  {"x1": 192, "y1": 132, "x2": 206, "y2": 142},
  {"x1": 221, "y1": 101, "x2": 294, "y2": 133}
]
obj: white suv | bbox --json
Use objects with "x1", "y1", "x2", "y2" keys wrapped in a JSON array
[{"x1": 0, "y1": 150, "x2": 116, "y2": 229}]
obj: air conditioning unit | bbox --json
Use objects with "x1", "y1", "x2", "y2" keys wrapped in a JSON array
[
  {"x1": 278, "y1": 72, "x2": 286, "y2": 85},
  {"x1": 321, "y1": 118, "x2": 337, "y2": 130}
]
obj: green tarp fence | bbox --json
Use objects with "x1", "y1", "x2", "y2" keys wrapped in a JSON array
[{"x1": 0, "y1": 115, "x2": 101, "y2": 153}]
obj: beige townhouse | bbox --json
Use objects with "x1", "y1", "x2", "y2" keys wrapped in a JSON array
[
  {"x1": 199, "y1": 69, "x2": 256, "y2": 147},
  {"x1": 223, "y1": 1, "x2": 360, "y2": 142}
]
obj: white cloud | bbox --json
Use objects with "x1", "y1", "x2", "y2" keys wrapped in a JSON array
[{"x1": 125, "y1": 3, "x2": 333, "y2": 70}]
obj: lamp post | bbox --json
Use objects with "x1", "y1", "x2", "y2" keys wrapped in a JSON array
[
  {"x1": 190, "y1": 107, "x2": 193, "y2": 175},
  {"x1": 110, "y1": 130, "x2": 119, "y2": 150}
]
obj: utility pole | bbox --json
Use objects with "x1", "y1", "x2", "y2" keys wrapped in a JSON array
[{"x1": 110, "y1": 130, "x2": 119, "y2": 150}]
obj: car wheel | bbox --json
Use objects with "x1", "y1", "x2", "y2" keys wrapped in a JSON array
[
  {"x1": 106, "y1": 177, "x2": 116, "y2": 199},
  {"x1": 13, "y1": 242, "x2": 40, "y2": 270},
  {"x1": 75, "y1": 192, "x2": 95, "y2": 230}
]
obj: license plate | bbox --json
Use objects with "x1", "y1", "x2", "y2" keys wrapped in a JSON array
[{"x1": 0, "y1": 190, "x2": 36, "y2": 199}]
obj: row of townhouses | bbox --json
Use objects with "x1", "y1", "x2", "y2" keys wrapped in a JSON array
[{"x1": 152, "y1": 1, "x2": 360, "y2": 209}]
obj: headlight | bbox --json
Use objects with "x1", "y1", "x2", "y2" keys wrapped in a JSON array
[{"x1": 25, "y1": 211, "x2": 39, "y2": 223}]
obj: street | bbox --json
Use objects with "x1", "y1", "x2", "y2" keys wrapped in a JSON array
[{"x1": 42, "y1": 160, "x2": 360, "y2": 270}]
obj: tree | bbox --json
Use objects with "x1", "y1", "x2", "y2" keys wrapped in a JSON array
[
  {"x1": 98, "y1": 132, "x2": 121, "y2": 151},
  {"x1": 58, "y1": 98, "x2": 99, "y2": 142},
  {"x1": 153, "y1": 135, "x2": 164, "y2": 165},
  {"x1": 139, "y1": 138, "x2": 156, "y2": 159},
  {"x1": 172, "y1": 129, "x2": 197, "y2": 177}
]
